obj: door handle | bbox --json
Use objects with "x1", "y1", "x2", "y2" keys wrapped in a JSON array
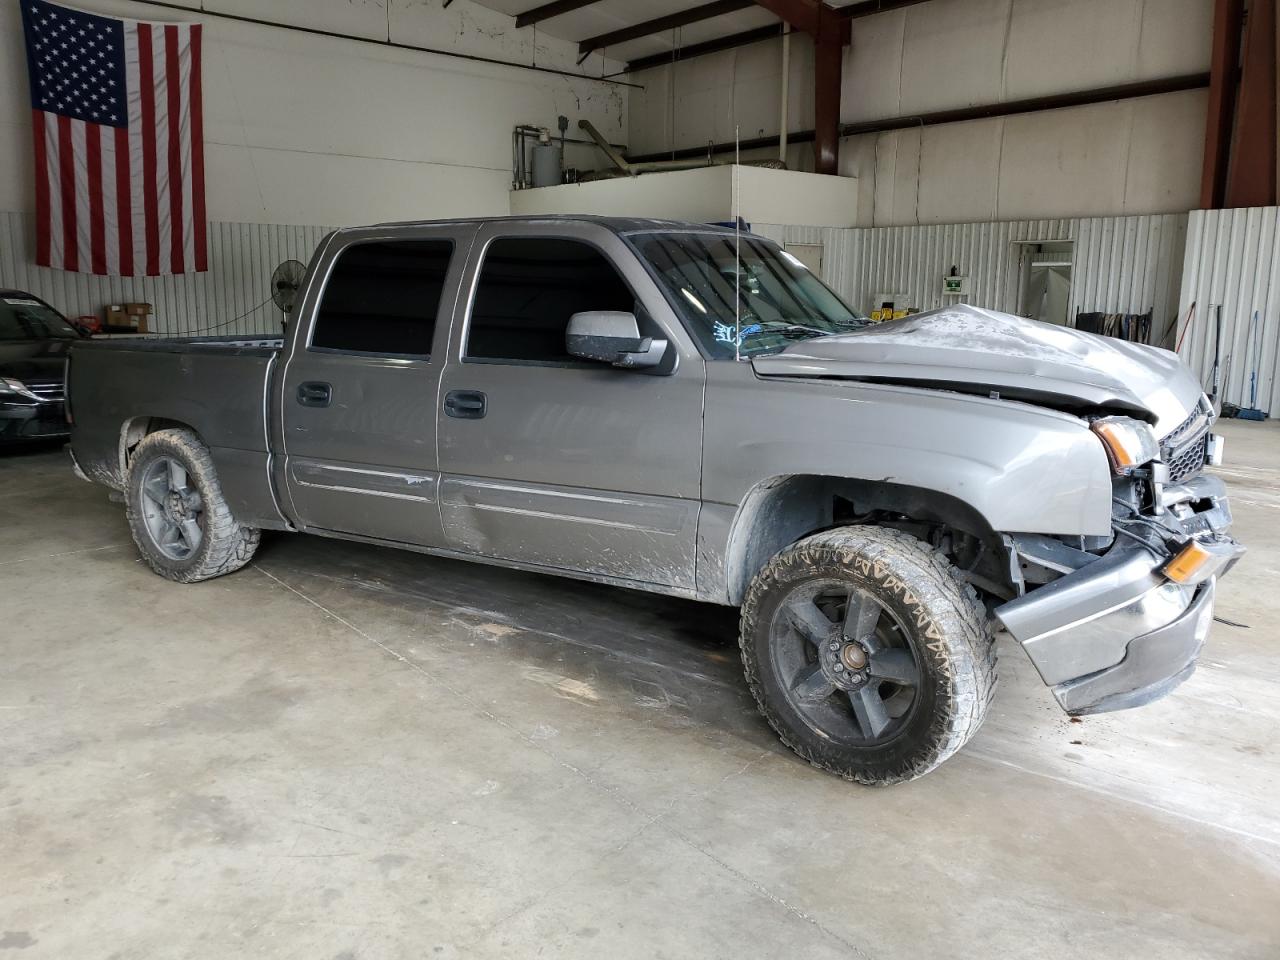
[
  {"x1": 444, "y1": 389, "x2": 487, "y2": 419},
  {"x1": 296, "y1": 381, "x2": 333, "y2": 408}
]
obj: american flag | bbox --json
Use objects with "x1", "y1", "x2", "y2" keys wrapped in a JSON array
[{"x1": 20, "y1": 0, "x2": 206, "y2": 276}]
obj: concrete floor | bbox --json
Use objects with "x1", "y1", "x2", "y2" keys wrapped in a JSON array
[{"x1": 2, "y1": 422, "x2": 1278, "y2": 959}]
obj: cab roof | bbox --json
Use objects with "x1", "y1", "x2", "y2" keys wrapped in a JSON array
[{"x1": 359, "y1": 215, "x2": 742, "y2": 237}]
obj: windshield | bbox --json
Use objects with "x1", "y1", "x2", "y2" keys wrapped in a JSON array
[
  {"x1": 632, "y1": 232, "x2": 868, "y2": 358},
  {"x1": 0, "y1": 296, "x2": 79, "y2": 340}
]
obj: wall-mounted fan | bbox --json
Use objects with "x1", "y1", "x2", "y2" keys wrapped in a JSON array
[{"x1": 271, "y1": 259, "x2": 306, "y2": 315}]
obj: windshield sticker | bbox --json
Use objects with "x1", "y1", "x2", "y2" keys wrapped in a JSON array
[
  {"x1": 3, "y1": 298, "x2": 43, "y2": 306},
  {"x1": 713, "y1": 321, "x2": 762, "y2": 346}
]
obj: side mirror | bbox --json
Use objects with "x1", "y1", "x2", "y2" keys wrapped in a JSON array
[{"x1": 566, "y1": 311, "x2": 668, "y2": 369}]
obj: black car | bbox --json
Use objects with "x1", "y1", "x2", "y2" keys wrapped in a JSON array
[{"x1": 0, "y1": 289, "x2": 83, "y2": 444}]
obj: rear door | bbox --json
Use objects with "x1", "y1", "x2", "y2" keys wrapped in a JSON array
[
  {"x1": 278, "y1": 225, "x2": 475, "y2": 546},
  {"x1": 435, "y1": 221, "x2": 705, "y2": 590}
]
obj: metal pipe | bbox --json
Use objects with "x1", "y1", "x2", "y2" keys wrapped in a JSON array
[
  {"x1": 513, "y1": 124, "x2": 624, "y2": 149},
  {"x1": 627, "y1": 71, "x2": 1213, "y2": 164},
  {"x1": 576, "y1": 118, "x2": 784, "y2": 178},
  {"x1": 514, "y1": 123, "x2": 628, "y2": 187},
  {"x1": 578, "y1": 158, "x2": 784, "y2": 180},
  {"x1": 779, "y1": 24, "x2": 791, "y2": 164},
  {"x1": 578, "y1": 119, "x2": 636, "y2": 175}
]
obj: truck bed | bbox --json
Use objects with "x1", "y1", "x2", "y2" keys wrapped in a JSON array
[{"x1": 68, "y1": 335, "x2": 284, "y2": 525}]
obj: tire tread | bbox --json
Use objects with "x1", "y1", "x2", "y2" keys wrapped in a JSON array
[
  {"x1": 739, "y1": 525, "x2": 997, "y2": 785},
  {"x1": 125, "y1": 428, "x2": 260, "y2": 583}
]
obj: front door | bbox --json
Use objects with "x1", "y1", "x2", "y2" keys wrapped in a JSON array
[
  {"x1": 436, "y1": 222, "x2": 705, "y2": 590},
  {"x1": 279, "y1": 225, "x2": 474, "y2": 546}
]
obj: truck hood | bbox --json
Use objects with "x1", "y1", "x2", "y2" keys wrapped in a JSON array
[{"x1": 751, "y1": 305, "x2": 1203, "y2": 434}]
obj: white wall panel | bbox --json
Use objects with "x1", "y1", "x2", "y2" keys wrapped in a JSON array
[
  {"x1": 0, "y1": 0, "x2": 627, "y2": 224},
  {"x1": 0, "y1": 211, "x2": 331, "y2": 337},
  {"x1": 1178, "y1": 208, "x2": 1280, "y2": 413},
  {"x1": 628, "y1": 0, "x2": 1211, "y2": 226},
  {"x1": 757, "y1": 214, "x2": 1185, "y2": 338}
]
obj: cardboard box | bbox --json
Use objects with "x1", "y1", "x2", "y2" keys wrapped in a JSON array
[{"x1": 104, "y1": 302, "x2": 151, "y2": 333}]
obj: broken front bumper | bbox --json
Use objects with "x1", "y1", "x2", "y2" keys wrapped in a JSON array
[{"x1": 994, "y1": 475, "x2": 1244, "y2": 715}]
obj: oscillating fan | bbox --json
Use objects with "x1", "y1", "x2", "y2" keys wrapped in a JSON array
[{"x1": 271, "y1": 259, "x2": 306, "y2": 316}]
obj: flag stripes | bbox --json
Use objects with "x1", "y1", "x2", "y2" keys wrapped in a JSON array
[{"x1": 22, "y1": 1, "x2": 206, "y2": 276}]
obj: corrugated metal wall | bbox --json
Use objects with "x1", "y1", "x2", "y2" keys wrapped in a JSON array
[
  {"x1": 4, "y1": 207, "x2": 1192, "y2": 359},
  {"x1": 1178, "y1": 207, "x2": 1280, "y2": 413},
  {"x1": 0, "y1": 211, "x2": 333, "y2": 337},
  {"x1": 757, "y1": 214, "x2": 1188, "y2": 345}
]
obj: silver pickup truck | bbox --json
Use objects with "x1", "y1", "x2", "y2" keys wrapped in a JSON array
[{"x1": 66, "y1": 216, "x2": 1243, "y2": 784}]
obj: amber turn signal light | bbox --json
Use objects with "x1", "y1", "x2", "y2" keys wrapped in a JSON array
[
  {"x1": 1162, "y1": 538, "x2": 1244, "y2": 586},
  {"x1": 1163, "y1": 541, "x2": 1215, "y2": 584}
]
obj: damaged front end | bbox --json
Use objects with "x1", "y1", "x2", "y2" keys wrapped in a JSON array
[{"x1": 994, "y1": 412, "x2": 1244, "y2": 715}]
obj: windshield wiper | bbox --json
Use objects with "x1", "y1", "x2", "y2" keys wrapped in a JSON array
[{"x1": 755, "y1": 321, "x2": 834, "y2": 338}]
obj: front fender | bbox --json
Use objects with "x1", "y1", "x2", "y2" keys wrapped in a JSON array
[{"x1": 697, "y1": 366, "x2": 1113, "y2": 602}]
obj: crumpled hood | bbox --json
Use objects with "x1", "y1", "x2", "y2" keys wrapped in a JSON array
[{"x1": 751, "y1": 304, "x2": 1203, "y2": 434}]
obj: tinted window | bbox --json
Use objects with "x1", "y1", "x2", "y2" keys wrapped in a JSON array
[
  {"x1": 311, "y1": 240, "x2": 453, "y2": 356},
  {"x1": 0, "y1": 296, "x2": 79, "y2": 340},
  {"x1": 467, "y1": 237, "x2": 635, "y2": 363}
]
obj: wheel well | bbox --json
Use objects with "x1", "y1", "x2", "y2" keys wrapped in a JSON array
[
  {"x1": 723, "y1": 475, "x2": 1015, "y2": 605},
  {"x1": 118, "y1": 417, "x2": 200, "y2": 480}
]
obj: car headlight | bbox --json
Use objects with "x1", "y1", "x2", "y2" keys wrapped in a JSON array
[
  {"x1": 1091, "y1": 416, "x2": 1160, "y2": 475},
  {"x1": 0, "y1": 377, "x2": 39, "y2": 400}
]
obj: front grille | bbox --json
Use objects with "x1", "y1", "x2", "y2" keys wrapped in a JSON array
[
  {"x1": 1165, "y1": 433, "x2": 1208, "y2": 483},
  {"x1": 1160, "y1": 401, "x2": 1211, "y2": 484},
  {"x1": 25, "y1": 381, "x2": 65, "y2": 403}
]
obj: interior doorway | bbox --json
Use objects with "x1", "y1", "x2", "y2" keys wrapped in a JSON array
[
  {"x1": 783, "y1": 242, "x2": 824, "y2": 276},
  {"x1": 1014, "y1": 241, "x2": 1074, "y2": 325}
]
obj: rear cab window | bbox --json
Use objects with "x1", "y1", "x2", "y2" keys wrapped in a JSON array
[{"x1": 311, "y1": 240, "x2": 454, "y2": 358}]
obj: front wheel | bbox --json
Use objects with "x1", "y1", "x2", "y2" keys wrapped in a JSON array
[
  {"x1": 125, "y1": 428, "x2": 260, "y2": 582},
  {"x1": 740, "y1": 526, "x2": 996, "y2": 785}
]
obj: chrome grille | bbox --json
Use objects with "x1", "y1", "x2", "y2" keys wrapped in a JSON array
[
  {"x1": 26, "y1": 381, "x2": 65, "y2": 403},
  {"x1": 1160, "y1": 401, "x2": 1211, "y2": 484}
]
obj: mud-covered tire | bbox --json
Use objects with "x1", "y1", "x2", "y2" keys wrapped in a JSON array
[
  {"x1": 740, "y1": 526, "x2": 996, "y2": 785},
  {"x1": 125, "y1": 428, "x2": 260, "y2": 583}
]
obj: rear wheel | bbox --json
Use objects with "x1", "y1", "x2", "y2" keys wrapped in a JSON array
[
  {"x1": 740, "y1": 526, "x2": 996, "y2": 785},
  {"x1": 125, "y1": 428, "x2": 260, "y2": 582}
]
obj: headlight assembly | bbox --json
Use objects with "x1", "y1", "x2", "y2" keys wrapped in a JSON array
[
  {"x1": 1091, "y1": 416, "x2": 1159, "y2": 475},
  {"x1": 0, "y1": 377, "x2": 39, "y2": 400}
]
